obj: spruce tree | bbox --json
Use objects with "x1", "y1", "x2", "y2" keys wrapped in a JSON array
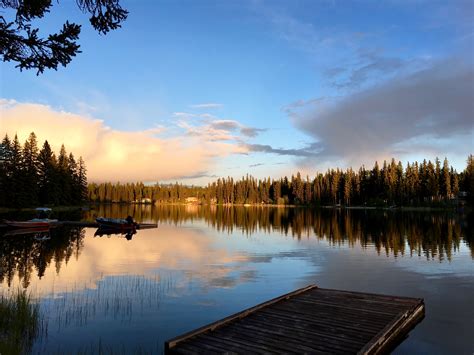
[
  {"x1": 0, "y1": 135, "x2": 12, "y2": 206},
  {"x1": 22, "y1": 132, "x2": 40, "y2": 205},
  {"x1": 38, "y1": 140, "x2": 59, "y2": 205},
  {"x1": 441, "y1": 158, "x2": 451, "y2": 199},
  {"x1": 451, "y1": 168, "x2": 459, "y2": 198},
  {"x1": 57, "y1": 144, "x2": 71, "y2": 204},
  {"x1": 10, "y1": 135, "x2": 26, "y2": 206},
  {"x1": 343, "y1": 170, "x2": 352, "y2": 205},
  {"x1": 68, "y1": 153, "x2": 79, "y2": 203},
  {"x1": 292, "y1": 172, "x2": 304, "y2": 204}
]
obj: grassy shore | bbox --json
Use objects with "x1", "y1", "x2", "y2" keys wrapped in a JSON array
[{"x1": 0, "y1": 290, "x2": 43, "y2": 354}]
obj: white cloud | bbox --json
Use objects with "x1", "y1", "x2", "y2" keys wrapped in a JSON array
[{"x1": 1, "y1": 100, "x2": 244, "y2": 182}]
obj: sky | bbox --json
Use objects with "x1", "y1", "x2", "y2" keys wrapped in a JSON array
[{"x1": 1, "y1": 0, "x2": 473, "y2": 184}]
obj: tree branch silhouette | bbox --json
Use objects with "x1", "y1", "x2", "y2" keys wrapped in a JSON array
[{"x1": 0, "y1": 0, "x2": 127, "y2": 74}]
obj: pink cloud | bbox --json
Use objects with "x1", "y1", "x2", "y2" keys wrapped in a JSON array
[{"x1": 1, "y1": 100, "x2": 245, "y2": 182}]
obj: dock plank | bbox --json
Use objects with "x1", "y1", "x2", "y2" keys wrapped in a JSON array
[
  {"x1": 226, "y1": 319, "x2": 364, "y2": 353},
  {"x1": 165, "y1": 285, "x2": 425, "y2": 354},
  {"x1": 253, "y1": 309, "x2": 381, "y2": 339}
]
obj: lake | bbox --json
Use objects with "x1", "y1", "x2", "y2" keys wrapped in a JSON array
[{"x1": 1, "y1": 205, "x2": 473, "y2": 354}]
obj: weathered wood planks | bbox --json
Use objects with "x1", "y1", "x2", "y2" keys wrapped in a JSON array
[{"x1": 165, "y1": 285, "x2": 424, "y2": 354}]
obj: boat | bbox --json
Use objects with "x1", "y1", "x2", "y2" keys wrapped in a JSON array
[
  {"x1": 95, "y1": 216, "x2": 137, "y2": 230},
  {"x1": 3, "y1": 208, "x2": 58, "y2": 228}
]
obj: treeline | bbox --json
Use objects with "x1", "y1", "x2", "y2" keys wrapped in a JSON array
[
  {"x1": 0, "y1": 133, "x2": 88, "y2": 207},
  {"x1": 88, "y1": 156, "x2": 474, "y2": 207}
]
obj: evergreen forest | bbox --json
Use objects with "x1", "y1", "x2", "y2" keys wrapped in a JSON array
[
  {"x1": 88, "y1": 156, "x2": 474, "y2": 207},
  {"x1": 1, "y1": 131, "x2": 472, "y2": 209},
  {"x1": 0, "y1": 133, "x2": 88, "y2": 208}
]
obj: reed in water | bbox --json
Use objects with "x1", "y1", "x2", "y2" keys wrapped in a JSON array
[{"x1": 0, "y1": 289, "x2": 43, "y2": 354}]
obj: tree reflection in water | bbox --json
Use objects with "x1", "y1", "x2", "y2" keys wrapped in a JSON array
[
  {"x1": 0, "y1": 206, "x2": 472, "y2": 289},
  {"x1": 0, "y1": 227, "x2": 84, "y2": 288},
  {"x1": 86, "y1": 204, "x2": 472, "y2": 260}
]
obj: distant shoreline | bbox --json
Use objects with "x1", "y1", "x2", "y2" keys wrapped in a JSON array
[{"x1": 0, "y1": 203, "x2": 468, "y2": 213}]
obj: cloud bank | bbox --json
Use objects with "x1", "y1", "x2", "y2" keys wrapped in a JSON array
[
  {"x1": 287, "y1": 57, "x2": 474, "y2": 167},
  {"x1": 1, "y1": 100, "x2": 243, "y2": 182}
]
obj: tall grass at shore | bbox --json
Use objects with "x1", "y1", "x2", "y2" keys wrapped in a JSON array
[{"x1": 0, "y1": 289, "x2": 44, "y2": 354}]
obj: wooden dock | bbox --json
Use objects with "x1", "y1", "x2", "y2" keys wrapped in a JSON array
[{"x1": 165, "y1": 285, "x2": 424, "y2": 354}]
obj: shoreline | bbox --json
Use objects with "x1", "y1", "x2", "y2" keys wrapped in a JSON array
[{"x1": 0, "y1": 203, "x2": 467, "y2": 213}]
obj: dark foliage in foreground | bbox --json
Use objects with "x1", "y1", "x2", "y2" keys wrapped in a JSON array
[{"x1": 0, "y1": 0, "x2": 127, "y2": 73}]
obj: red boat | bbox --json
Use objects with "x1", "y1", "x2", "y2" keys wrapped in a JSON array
[
  {"x1": 3, "y1": 219, "x2": 57, "y2": 228},
  {"x1": 3, "y1": 208, "x2": 58, "y2": 228}
]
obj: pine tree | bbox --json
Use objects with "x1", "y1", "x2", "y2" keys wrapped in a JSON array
[
  {"x1": 292, "y1": 172, "x2": 304, "y2": 204},
  {"x1": 76, "y1": 157, "x2": 87, "y2": 203},
  {"x1": 435, "y1": 157, "x2": 441, "y2": 200},
  {"x1": 440, "y1": 158, "x2": 451, "y2": 199},
  {"x1": 68, "y1": 153, "x2": 79, "y2": 203},
  {"x1": 330, "y1": 170, "x2": 340, "y2": 205},
  {"x1": 371, "y1": 161, "x2": 381, "y2": 201},
  {"x1": 10, "y1": 135, "x2": 26, "y2": 206},
  {"x1": 0, "y1": 135, "x2": 13, "y2": 206},
  {"x1": 22, "y1": 132, "x2": 40, "y2": 205},
  {"x1": 57, "y1": 144, "x2": 71, "y2": 204},
  {"x1": 38, "y1": 140, "x2": 59, "y2": 205},
  {"x1": 271, "y1": 180, "x2": 281, "y2": 203},
  {"x1": 426, "y1": 160, "x2": 437, "y2": 202},
  {"x1": 451, "y1": 168, "x2": 459, "y2": 197},
  {"x1": 343, "y1": 169, "x2": 352, "y2": 205}
]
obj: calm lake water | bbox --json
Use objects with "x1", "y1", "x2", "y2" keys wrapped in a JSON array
[{"x1": 1, "y1": 205, "x2": 473, "y2": 354}]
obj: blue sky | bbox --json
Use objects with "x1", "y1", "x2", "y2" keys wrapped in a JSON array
[{"x1": 2, "y1": 0, "x2": 473, "y2": 183}]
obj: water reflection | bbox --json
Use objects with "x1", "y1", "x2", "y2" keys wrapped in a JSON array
[
  {"x1": 0, "y1": 206, "x2": 472, "y2": 354},
  {"x1": 1, "y1": 207, "x2": 472, "y2": 291},
  {"x1": 0, "y1": 226, "x2": 84, "y2": 289},
  {"x1": 85, "y1": 205, "x2": 472, "y2": 261}
]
